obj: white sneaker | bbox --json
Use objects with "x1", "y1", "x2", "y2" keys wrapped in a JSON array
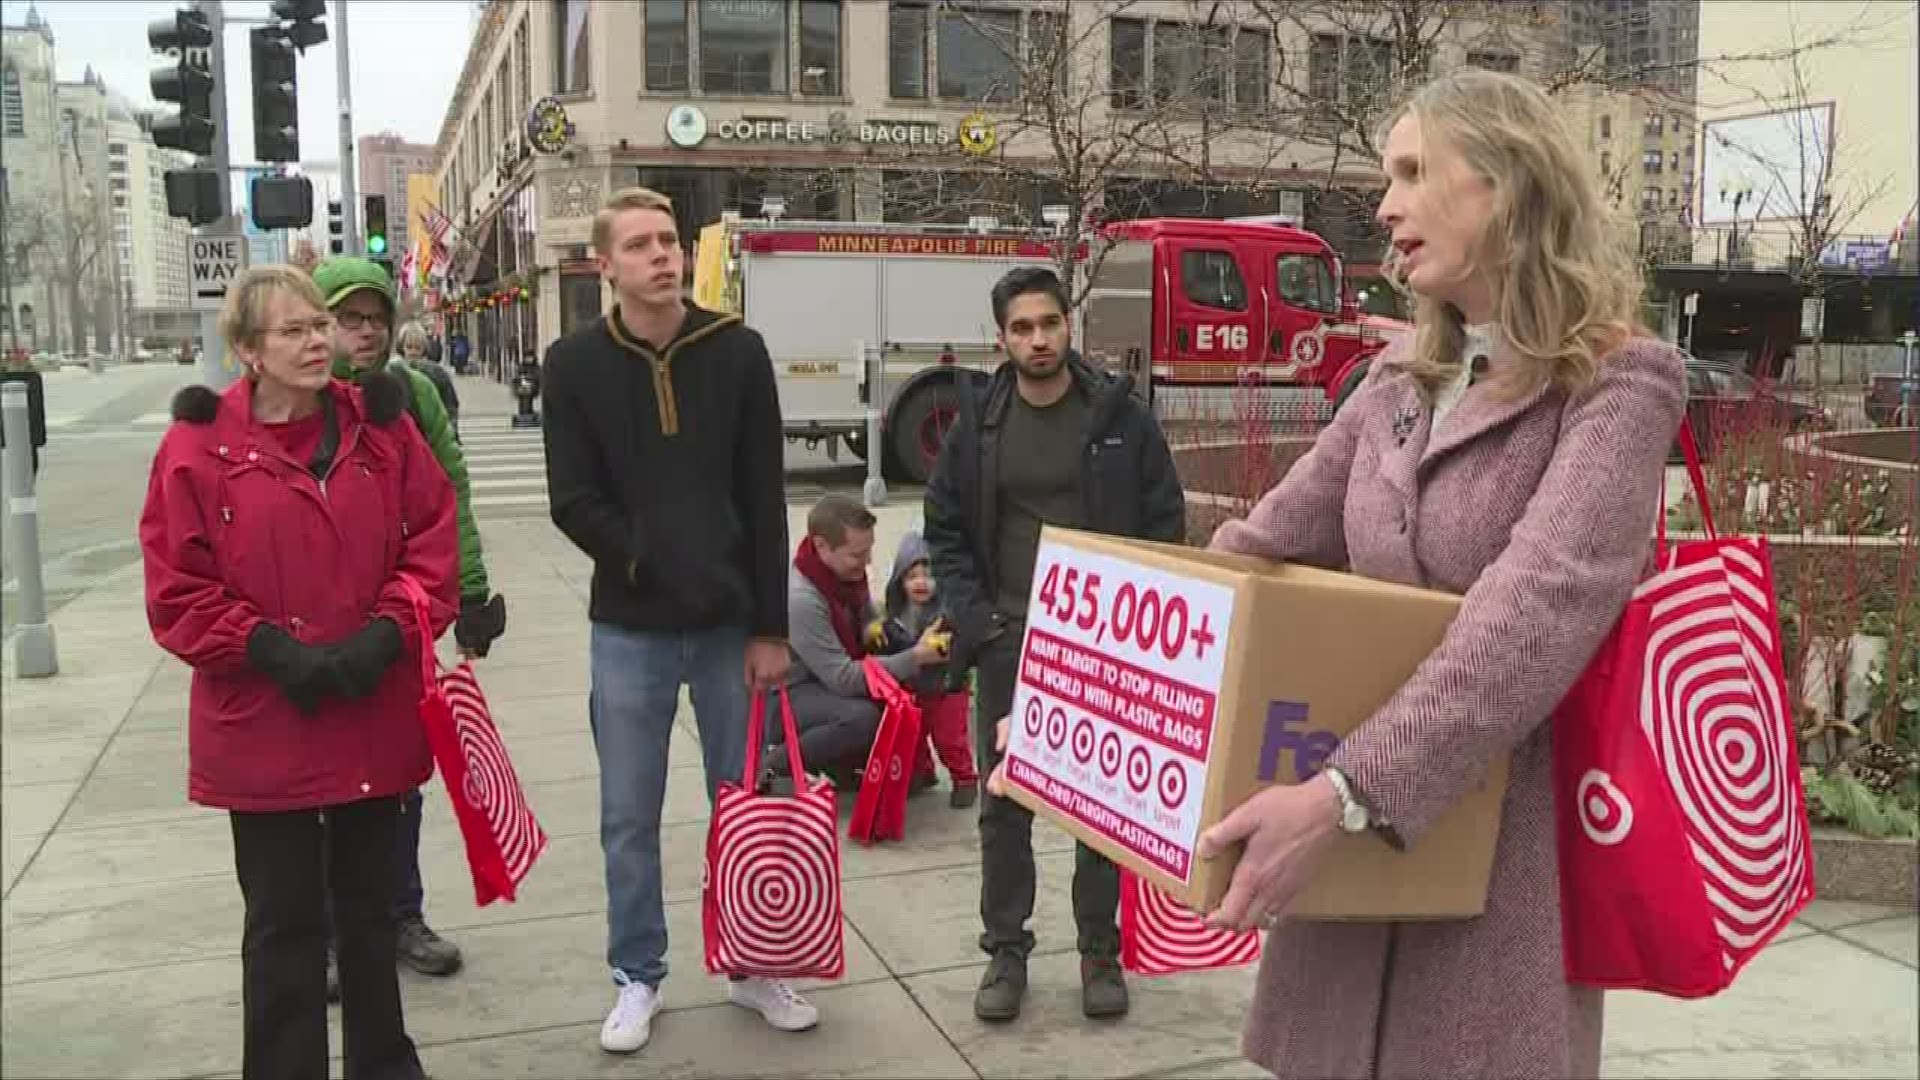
[
  {"x1": 727, "y1": 976, "x2": 819, "y2": 1032},
  {"x1": 600, "y1": 976, "x2": 662, "y2": 1053}
]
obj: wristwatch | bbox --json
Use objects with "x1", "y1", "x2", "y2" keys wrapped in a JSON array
[{"x1": 1323, "y1": 766, "x2": 1372, "y2": 833}]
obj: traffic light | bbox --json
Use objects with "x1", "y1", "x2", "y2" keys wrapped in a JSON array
[
  {"x1": 250, "y1": 27, "x2": 299, "y2": 163},
  {"x1": 251, "y1": 174, "x2": 314, "y2": 230},
  {"x1": 363, "y1": 194, "x2": 389, "y2": 256},
  {"x1": 271, "y1": 0, "x2": 329, "y2": 52},
  {"x1": 328, "y1": 199, "x2": 344, "y2": 254},
  {"x1": 147, "y1": 8, "x2": 215, "y2": 156},
  {"x1": 164, "y1": 169, "x2": 222, "y2": 226}
]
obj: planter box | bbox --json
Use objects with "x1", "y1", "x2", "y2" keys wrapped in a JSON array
[{"x1": 1811, "y1": 825, "x2": 1919, "y2": 906}]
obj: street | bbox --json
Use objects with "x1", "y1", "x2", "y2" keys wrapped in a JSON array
[{"x1": 1, "y1": 365, "x2": 895, "y2": 634}]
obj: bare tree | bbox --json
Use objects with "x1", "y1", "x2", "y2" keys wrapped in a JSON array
[
  {"x1": 870, "y1": 1, "x2": 1320, "y2": 308},
  {"x1": 9, "y1": 193, "x2": 106, "y2": 355},
  {"x1": 1696, "y1": 22, "x2": 1893, "y2": 381}
]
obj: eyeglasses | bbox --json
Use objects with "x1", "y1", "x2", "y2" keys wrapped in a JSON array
[
  {"x1": 336, "y1": 310, "x2": 390, "y2": 331},
  {"x1": 266, "y1": 316, "x2": 335, "y2": 342}
]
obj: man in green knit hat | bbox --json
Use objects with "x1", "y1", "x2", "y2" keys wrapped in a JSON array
[{"x1": 311, "y1": 255, "x2": 507, "y2": 988}]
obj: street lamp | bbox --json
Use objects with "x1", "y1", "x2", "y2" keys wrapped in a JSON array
[{"x1": 1720, "y1": 179, "x2": 1753, "y2": 266}]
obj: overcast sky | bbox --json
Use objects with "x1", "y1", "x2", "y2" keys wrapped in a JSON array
[{"x1": 3, "y1": 0, "x2": 474, "y2": 194}]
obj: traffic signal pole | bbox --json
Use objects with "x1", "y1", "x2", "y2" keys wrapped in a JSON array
[
  {"x1": 196, "y1": 0, "x2": 241, "y2": 391},
  {"x1": 335, "y1": 0, "x2": 358, "y2": 253}
]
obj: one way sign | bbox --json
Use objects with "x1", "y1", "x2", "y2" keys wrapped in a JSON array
[{"x1": 188, "y1": 236, "x2": 249, "y2": 311}]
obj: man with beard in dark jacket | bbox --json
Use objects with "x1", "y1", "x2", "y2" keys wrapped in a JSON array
[{"x1": 923, "y1": 266, "x2": 1187, "y2": 1025}]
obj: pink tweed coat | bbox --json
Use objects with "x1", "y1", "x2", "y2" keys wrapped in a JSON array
[{"x1": 1209, "y1": 335, "x2": 1688, "y2": 1079}]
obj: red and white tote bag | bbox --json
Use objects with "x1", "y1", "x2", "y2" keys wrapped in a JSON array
[
  {"x1": 703, "y1": 687, "x2": 846, "y2": 981},
  {"x1": 1553, "y1": 419, "x2": 1813, "y2": 999}
]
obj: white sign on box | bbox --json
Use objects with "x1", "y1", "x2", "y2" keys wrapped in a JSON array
[{"x1": 1003, "y1": 536, "x2": 1236, "y2": 886}]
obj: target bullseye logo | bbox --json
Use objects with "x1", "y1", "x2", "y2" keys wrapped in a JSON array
[
  {"x1": 1045, "y1": 707, "x2": 1069, "y2": 751},
  {"x1": 1575, "y1": 768, "x2": 1634, "y2": 846},
  {"x1": 707, "y1": 786, "x2": 843, "y2": 977},
  {"x1": 1023, "y1": 699, "x2": 1043, "y2": 739},
  {"x1": 1122, "y1": 872, "x2": 1262, "y2": 975},
  {"x1": 1632, "y1": 541, "x2": 1813, "y2": 962},
  {"x1": 1125, "y1": 745, "x2": 1152, "y2": 793},
  {"x1": 442, "y1": 667, "x2": 545, "y2": 881},
  {"x1": 1157, "y1": 760, "x2": 1187, "y2": 809},
  {"x1": 1099, "y1": 732, "x2": 1122, "y2": 778},
  {"x1": 1072, "y1": 719, "x2": 1096, "y2": 764}
]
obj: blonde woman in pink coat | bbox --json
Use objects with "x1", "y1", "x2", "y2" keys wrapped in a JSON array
[{"x1": 1199, "y1": 69, "x2": 1688, "y2": 1078}]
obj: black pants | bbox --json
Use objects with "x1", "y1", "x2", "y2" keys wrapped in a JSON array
[
  {"x1": 781, "y1": 680, "x2": 883, "y2": 776},
  {"x1": 230, "y1": 795, "x2": 424, "y2": 1080},
  {"x1": 975, "y1": 633, "x2": 1121, "y2": 959}
]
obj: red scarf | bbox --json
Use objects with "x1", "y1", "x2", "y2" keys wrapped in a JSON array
[{"x1": 794, "y1": 536, "x2": 871, "y2": 659}]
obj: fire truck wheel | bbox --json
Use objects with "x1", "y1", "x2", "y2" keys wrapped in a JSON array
[{"x1": 890, "y1": 380, "x2": 963, "y2": 485}]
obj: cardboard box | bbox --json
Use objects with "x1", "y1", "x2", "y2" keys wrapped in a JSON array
[{"x1": 1001, "y1": 526, "x2": 1508, "y2": 919}]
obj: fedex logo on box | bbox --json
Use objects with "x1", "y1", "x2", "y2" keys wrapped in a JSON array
[{"x1": 1257, "y1": 700, "x2": 1337, "y2": 783}]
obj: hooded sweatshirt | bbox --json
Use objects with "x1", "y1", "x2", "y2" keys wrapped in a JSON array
[
  {"x1": 883, "y1": 530, "x2": 950, "y2": 694},
  {"x1": 883, "y1": 530, "x2": 944, "y2": 648}
]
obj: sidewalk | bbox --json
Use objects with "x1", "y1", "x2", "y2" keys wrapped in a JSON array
[{"x1": 2, "y1": 502, "x2": 1915, "y2": 1078}]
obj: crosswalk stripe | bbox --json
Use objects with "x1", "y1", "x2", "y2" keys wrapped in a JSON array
[{"x1": 459, "y1": 422, "x2": 550, "y2": 516}]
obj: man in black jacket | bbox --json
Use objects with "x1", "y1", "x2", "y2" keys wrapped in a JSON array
[
  {"x1": 540, "y1": 187, "x2": 812, "y2": 1056},
  {"x1": 924, "y1": 267, "x2": 1187, "y2": 1024}
]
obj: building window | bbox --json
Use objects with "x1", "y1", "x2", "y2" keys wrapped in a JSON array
[
  {"x1": 1465, "y1": 50, "x2": 1519, "y2": 73},
  {"x1": 1599, "y1": 114, "x2": 1611, "y2": 139},
  {"x1": 892, "y1": 3, "x2": 1060, "y2": 104},
  {"x1": 701, "y1": 0, "x2": 788, "y2": 94},
  {"x1": 1644, "y1": 113, "x2": 1662, "y2": 137},
  {"x1": 937, "y1": 7, "x2": 1018, "y2": 102},
  {"x1": 889, "y1": 3, "x2": 929, "y2": 98},
  {"x1": 554, "y1": 0, "x2": 591, "y2": 94},
  {"x1": 1, "y1": 65, "x2": 22, "y2": 137},
  {"x1": 1233, "y1": 26, "x2": 1271, "y2": 109},
  {"x1": 1111, "y1": 18, "x2": 1270, "y2": 112},
  {"x1": 1642, "y1": 148, "x2": 1662, "y2": 174},
  {"x1": 798, "y1": 0, "x2": 841, "y2": 95},
  {"x1": 1641, "y1": 186, "x2": 1660, "y2": 213},
  {"x1": 647, "y1": 1, "x2": 841, "y2": 98},
  {"x1": 1309, "y1": 33, "x2": 1393, "y2": 115},
  {"x1": 1110, "y1": 18, "x2": 1147, "y2": 110}
]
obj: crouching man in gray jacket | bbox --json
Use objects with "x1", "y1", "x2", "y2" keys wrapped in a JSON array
[{"x1": 775, "y1": 495, "x2": 946, "y2": 787}]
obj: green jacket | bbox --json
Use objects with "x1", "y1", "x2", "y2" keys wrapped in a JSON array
[{"x1": 333, "y1": 355, "x2": 488, "y2": 597}]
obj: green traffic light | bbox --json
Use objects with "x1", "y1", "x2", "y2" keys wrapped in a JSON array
[{"x1": 368, "y1": 235, "x2": 387, "y2": 255}]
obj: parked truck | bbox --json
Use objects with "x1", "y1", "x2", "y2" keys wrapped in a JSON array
[{"x1": 692, "y1": 214, "x2": 1406, "y2": 483}]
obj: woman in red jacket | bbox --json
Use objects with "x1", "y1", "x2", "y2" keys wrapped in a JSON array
[{"x1": 139, "y1": 265, "x2": 459, "y2": 1080}]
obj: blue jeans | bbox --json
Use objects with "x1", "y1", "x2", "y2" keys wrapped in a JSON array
[{"x1": 589, "y1": 622, "x2": 752, "y2": 989}]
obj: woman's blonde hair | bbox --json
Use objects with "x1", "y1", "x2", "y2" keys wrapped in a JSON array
[
  {"x1": 394, "y1": 320, "x2": 431, "y2": 357},
  {"x1": 218, "y1": 265, "x2": 328, "y2": 350},
  {"x1": 1377, "y1": 68, "x2": 1645, "y2": 399}
]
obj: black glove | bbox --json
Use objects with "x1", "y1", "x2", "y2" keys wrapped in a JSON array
[
  {"x1": 331, "y1": 618, "x2": 404, "y2": 699},
  {"x1": 454, "y1": 593, "x2": 507, "y2": 657},
  {"x1": 247, "y1": 623, "x2": 335, "y2": 715}
]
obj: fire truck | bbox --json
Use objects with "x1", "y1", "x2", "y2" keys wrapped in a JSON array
[{"x1": 692, "y1": 214, "x2": 1405, "y2": 483}]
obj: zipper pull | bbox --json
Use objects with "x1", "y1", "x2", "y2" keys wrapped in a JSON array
[{"x1": 221, "y1": 506, "x2": 234, "y2": 524}]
